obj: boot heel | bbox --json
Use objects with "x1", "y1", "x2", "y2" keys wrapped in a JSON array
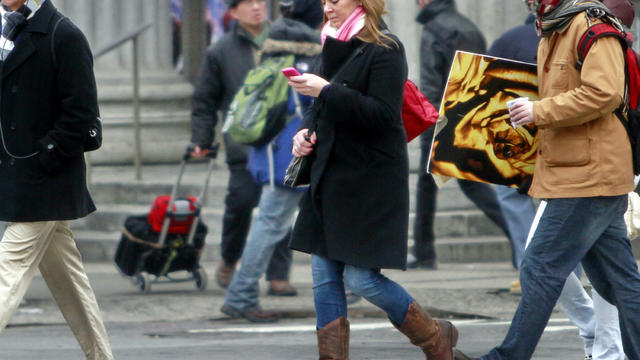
[{"x1": 437, "y1": 320, "x2": 458, "y2": 347}]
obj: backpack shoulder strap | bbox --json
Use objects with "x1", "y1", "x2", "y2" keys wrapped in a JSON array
[
  {"x1": 50, "y1": 15, "x2": 68, "y2": 70},
  {"x1": 576, "y1": 23, "x2": 629, "y2": 71}
]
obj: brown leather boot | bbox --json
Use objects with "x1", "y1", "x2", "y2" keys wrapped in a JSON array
[
  {"x1": 317, "y1": 317, "x2": 349, "y2": 360},
  {"x1": 393, "y1": 301, "x2": 458, "y2": 360}
]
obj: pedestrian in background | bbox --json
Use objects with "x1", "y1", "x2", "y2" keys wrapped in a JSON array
[
  {"x1": 189, "y1": 0, "x2": 297, "y2": 297},
  {"x1": 411, "y1": 0, "x2": 517, "y2": 271},
  {"x1": 289, "y1": 0, "x2": 457, "y2": 358},
  {"x1": 455, "y1": 0, "x2": 640, "y2": 358},
  {"x1": 0, "y1": 0, "x2": 113, "y2": 358},
  {"x1": 220, "y1": 0, "x2": 323, "y2": 323}
]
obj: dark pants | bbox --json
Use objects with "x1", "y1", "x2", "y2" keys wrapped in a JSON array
[
  {"x1": 484, "y1": 196, "x2": 640, "y2": 360},
  {"x1": 220, "y1": 168, "x2": 292, "y2": 281},
  {"x1": 414, "y1": 129, "x2": 515, "y2": 266}
]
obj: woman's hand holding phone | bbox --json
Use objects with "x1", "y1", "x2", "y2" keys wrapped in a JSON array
[
  {"x1": 287, "y1": 72, "x2": 329, "y2": 98},
  {"x1": 281, "y1": 67, "x2": 301, "y2": 79}
]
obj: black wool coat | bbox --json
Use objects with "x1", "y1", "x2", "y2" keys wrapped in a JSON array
[
  {"x1": 0, "y1": 0, "x2": 97, "y2": 222},
  {"x1": 290, "y1": 33, "x2": 409, "y2": 270}
]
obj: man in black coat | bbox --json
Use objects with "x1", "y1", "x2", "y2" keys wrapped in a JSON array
[
  {"x1": 0, "y1": 0, "x2": 113, "y2": 358},
  {"x1": 189, "y1": 0, "x2": 296, "y2": 296},
  {"x1": 412, "y1": 0, "x2": 516, "y2": 270}
]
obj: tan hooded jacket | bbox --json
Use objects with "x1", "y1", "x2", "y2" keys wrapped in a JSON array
[{"x1": 529, "y1": 11, "x2": 635, "y2": 199}]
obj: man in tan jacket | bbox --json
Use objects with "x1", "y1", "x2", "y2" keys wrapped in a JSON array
[{"x1": 455, "y1": 1, "x2": 640, "y2": 359}]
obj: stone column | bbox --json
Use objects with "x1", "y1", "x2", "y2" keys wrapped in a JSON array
[{"x1": 53, "y1": 0, "x2": 194, "y2": 165}]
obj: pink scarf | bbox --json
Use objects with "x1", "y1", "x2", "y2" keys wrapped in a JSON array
[{"x1": 321, "y1": 6, "x2": 366, "y2": 45}]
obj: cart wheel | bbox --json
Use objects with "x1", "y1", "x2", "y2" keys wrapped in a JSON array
[
  {"x1": 194, "y1": 267, "x2": 208, "y2": 291},
  {"x1": 135, "y1": 273, "x2": 152, "y2": 293}
]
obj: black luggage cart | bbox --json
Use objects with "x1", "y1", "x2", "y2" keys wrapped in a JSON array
[{"x1": 114, "y1": 146, "x2": 218, "y2": 292}]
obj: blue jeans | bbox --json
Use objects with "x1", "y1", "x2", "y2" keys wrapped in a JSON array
[
  {"x1": 224, "y1": 185, "x2": 303, "y2": 310},
  {"x1": 312, "y1": 255, "x2": 414, "y2": 329},
  {"x1": 558, "y1": 270, "x2": 623, "y2": 359},
  {"x1": 495, "y1": 186, "x2": 535, "y2": 269},
  {"x1": 484, "y1": 196, "x2": 640, "y2": 360}
]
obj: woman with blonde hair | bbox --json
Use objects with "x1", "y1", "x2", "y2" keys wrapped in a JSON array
[{"x1": 287, "y1": 0, "x2": 457, "y2": 359}]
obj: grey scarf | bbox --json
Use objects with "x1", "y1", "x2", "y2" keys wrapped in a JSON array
[{"x1": 538, "y1": 0, "x2": 614, "y2": 37}]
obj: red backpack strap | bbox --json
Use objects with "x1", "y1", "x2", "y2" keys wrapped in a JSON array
[{"x1": 576, "y1": 23, "x2": 629, "y2": 70}]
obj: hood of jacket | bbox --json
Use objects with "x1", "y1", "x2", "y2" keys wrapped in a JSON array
[
  {"x1": 416, "y1": 0, "x2": 455, "y2": 25},
  {"x1": 262, "y1": 18, "x2": 321, "y2": 58}
]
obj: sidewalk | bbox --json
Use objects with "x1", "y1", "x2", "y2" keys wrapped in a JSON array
[{"x1": 12, "y1": 260, "x2": 537, "y2": 327}]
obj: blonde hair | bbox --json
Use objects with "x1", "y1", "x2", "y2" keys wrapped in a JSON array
[
  {"x1": 323, "y1": 0, "x2": 398, "y2": 48},
  {"x1": 356, "y1": 0, "x2": 396, "y2": 48}
]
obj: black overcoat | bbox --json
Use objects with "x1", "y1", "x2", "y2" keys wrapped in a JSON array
[
  {"x1": 0, "y1": 0, "x2": 96, "y2": 222},
  {"x1": 290, "y1": 33, "x2": 409, "y2": 269}
]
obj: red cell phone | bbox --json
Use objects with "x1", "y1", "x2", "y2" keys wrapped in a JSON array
[{"x1": 281, "y1": 67, "x2": 301, "y2": 78}]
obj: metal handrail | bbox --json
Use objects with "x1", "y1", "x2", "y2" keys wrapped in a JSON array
[
  {"x1": 93, "y1": 22, "x2": 153, "y2": 181},
  {"x1": 94, "y1": 23, "x2": 153, "y2": 59}
]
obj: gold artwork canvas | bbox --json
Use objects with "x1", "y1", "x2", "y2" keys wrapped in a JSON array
[{"x1": 428, "y1": 51, "x2": 539, "y2": 189}]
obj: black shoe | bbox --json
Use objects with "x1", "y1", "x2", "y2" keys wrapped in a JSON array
[
  {"x1": 407, "y1": 258, "x2": 438, "y2": 270},
  {"x1": 220, "y1": 304, "x2": 280, "y2": 323}
]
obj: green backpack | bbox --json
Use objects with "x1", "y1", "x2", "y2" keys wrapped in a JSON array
[{"x1": 222, "y1": 54, "x2": 295, "y2": 147}]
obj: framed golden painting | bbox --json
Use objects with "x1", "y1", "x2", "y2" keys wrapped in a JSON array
[{"x1": 428, "y1": 51, "x2": 538, "y2": 189}]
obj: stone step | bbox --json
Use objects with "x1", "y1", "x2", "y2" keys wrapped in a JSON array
[
  {"x1": 73, "y1": 228, "x2": 514, "y2": 265},
  {"x1": 73, "y1": 204, "x2": 505, "y2": 239},
  {"x1": 87, "y1": 164, "x2": 481, "y2": 212},
  {"x1": 96, "y1": 72, "x2": 193, "y2": 107}
]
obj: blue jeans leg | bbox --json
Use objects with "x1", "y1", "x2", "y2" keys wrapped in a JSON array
[
  {"x1": 483, "y1": 196, "x2": 629, "y2": 360},
  {"x1": 557, "y1": 271, "x2": 596, "y2": 356},
  {"x1": 495, "y1": 186, "x2": 536, "y2": 269},
  {"x1": 312, "y1": 256, "x2": 414, "y2": 329},
  {"x1": 224, "y1": 186, "x2": 303, "y2": 310},
  {"x1": 343, "y1": 265, "x2": 413, "y2": 325},
  {"x1": 591, "y1": 287, "x2": 624, "y2": 360},
  {"x1": 581, "y1": 208, "x2": 640, "y2": 360},
  {"x1": 312, "y1": 255, "x2": 348, "y2": 329}
]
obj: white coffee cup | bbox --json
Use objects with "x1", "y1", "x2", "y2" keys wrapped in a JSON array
[{"x1": 506, "y1": 97, "x2": 529, "y2": 128}]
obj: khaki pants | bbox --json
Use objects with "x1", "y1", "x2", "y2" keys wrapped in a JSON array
[{"x1": 0, "y1": 221, "x2": 114, "y2": 360}]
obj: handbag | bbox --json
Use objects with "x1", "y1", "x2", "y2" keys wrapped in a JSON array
[
  {"x1": 284, "y1": 91, "x2": 312, "y2": 188},
  {"x1": 283, "y1": 151, "x2": 311, "y2": 188},
  {"x1": 402, "y1": 79, "x2": 439, "y2": 142}
]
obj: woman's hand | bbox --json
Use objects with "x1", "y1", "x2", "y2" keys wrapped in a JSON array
[
  {"x1": 292, "y1": 129, "x2": 317, "y2": 157},
  {"x1": 288, "y1": 73, "x2": 330, "y2": 98},
  {"x1": 509, "y1": 101, "x2": 535, "y2": 126}
]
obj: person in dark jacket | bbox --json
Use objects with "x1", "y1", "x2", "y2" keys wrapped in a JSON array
[
  {"x1": 0, "y1": 0, "x2": 113, "y2": 358},
  {"x1": 289, "y1": 1, "x2": 458, "y2": 358},
  {"x1": 220, "y1": 0, "x2": 322, "y2": 324},
  {"x1": 411, "y1": 0, "x2": 517, "y2": 270},
  {"x1": 189, "y1": 0, "x2": 297, "y2": 296}
]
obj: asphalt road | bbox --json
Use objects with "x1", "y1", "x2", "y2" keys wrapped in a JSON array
[
  {"x1": 0, "y1": 317, "x2": 584, "y2": 359},
  {"x1": 0, "y1": 261, "x2": 591, "y2": 359}
]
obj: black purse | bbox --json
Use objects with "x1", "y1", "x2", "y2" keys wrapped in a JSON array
[
  {"x1": 284, "y1": 92, "x2": 312, "y2": 188},
  {"x1": 283, "y1": 152, "x2": 311, "y2": 188}
]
